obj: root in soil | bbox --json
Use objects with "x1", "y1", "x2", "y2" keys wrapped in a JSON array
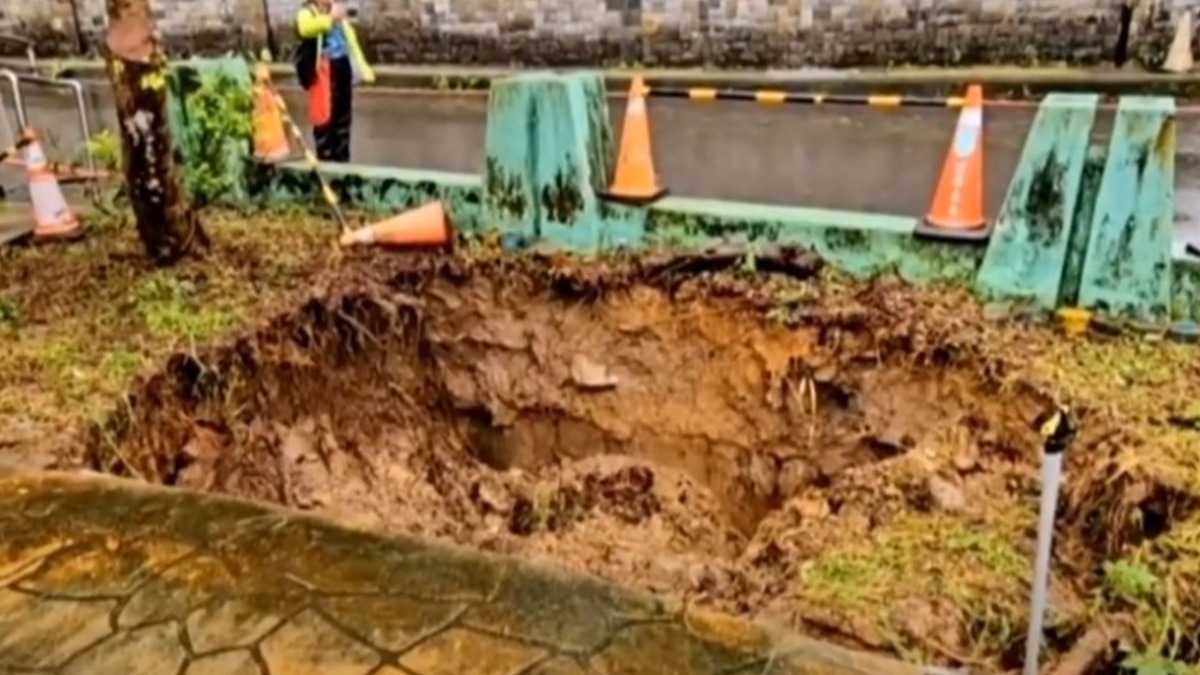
[{"x1": 73, "y1": 248, "x2": 1200, "y2": 673}]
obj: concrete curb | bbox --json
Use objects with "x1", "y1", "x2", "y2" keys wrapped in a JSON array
[{"x1": 7, "y1": 58, "x2": 1200, "y2": 97}]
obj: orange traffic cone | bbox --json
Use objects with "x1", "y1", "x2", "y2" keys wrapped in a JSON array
[
  {"x1": 24, "y1": 129, "x2": 83, "y2": 243},
  {"x1": 917, "y1": 84, "x2": 989, "y2": 241},
  {"x1": 253, "y1": 64, "x2": 290, "y2": 163},
  {"x1": 599, "y1": 76, "x2": 667, "y2": 205},
  {"x1": 339, "y1": 201, "x2": 453, "y2": 248}
]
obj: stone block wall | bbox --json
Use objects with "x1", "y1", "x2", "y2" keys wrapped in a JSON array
[{"x1": 0, "y1": 0, "x2": 1195, "y2": 68}]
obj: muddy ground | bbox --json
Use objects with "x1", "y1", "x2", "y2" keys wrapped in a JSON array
[{"x1": 4, "y1": 215, "x2": 1200, "y2": 674}]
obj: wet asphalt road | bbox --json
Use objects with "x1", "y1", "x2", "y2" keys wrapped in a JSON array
[{"x1": 3, "y1": 81, "x2": 1198, "y2": 247}]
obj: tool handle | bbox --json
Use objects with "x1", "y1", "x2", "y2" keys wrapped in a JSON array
[{"x1": 266, "y1": 87, "x2": 350, "y2": 232}]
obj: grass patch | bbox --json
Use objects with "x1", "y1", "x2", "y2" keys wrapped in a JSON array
[
  {"x1": 765, "y1": 281, "x2": 1200, "y2": 671},
  {"x1": 797, "y1": 509, "x2": 1038, "y2": 668},
  {"x1": 1021, "y1": 336, "x2": 1200, "y2": 671},
  {"x1": 1105, "y1": 522, "x2": 1200, "y2": 668},
  {"x1": 0, "y1": 208, "x2": 340, "y2": 456}
]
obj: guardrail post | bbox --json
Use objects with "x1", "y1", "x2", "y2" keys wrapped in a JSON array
[
  {"x1": 482, "y1": 73, "x2": 545, "y2": 245},
  {"x1": 0, "y1": 68, "x2": 28, "y2": 130},
  {"x1": 974, "y1": 93, "x2": 1099, "y2": 310},
  {"x1": 483, "y1": 72, "x2": 646, "y2": 253},
  {"x1": 1077, "y1": 96, "x2": 1175, "y2": 323},
  {"x1": 15, "y1": 74, "x2": 97, "y2": 195}
]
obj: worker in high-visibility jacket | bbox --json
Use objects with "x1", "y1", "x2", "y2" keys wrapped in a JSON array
[{"x1": 293, "y1": 1, "x2": 375, "y2": 163}]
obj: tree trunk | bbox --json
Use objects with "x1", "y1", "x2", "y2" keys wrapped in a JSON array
[{"x1": 104, "y1": 0, "x2": 208, "y2": 264}]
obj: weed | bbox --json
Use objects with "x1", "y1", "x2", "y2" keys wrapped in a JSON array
[
  {"x1": 0, "y1": 210, "x2": 338, "y2": 452},
  {"x1": 81, "y1": 68, "x2": 281, "y2": 226},
  {"x1": 0, "y1": 296, "x2": 18, "y2": 326},
  {"x1": 1103, "y1": 558, "x2": 1160, "y2": 605},
  {"x1": 798, "y1": 511, "x2": 1034, "y2": 665},
  {"x1": 130, "y1": 274, "x2": 232, "y2": 343},
  {"x1": 84, "y1": 129, "x2": 123, "y2": 173},
  {"x1": 1121, "y1": 652, "x2": 1196, "y2": 675},
  {"x1": 175, "y1": 72, "x2": 255, "y2": 206}
]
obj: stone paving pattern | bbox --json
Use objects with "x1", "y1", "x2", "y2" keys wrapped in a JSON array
[
  {"x1": 0, "y1": 468, "x2": 935, "y2": 675},
  {"x1": 0, "y1": 0, "x2": 1193, "y2": 67}
]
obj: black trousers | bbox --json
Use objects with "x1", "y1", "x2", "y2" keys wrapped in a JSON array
[{"x1": 313, "y1": 56, "x2": 353, "y2": 163}]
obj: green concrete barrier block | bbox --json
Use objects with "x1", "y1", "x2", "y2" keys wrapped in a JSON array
[
  {"x1": 483, "y1": 72, "x2": 644, "y2": 252},
  {"x1": 573, "y1": 73, "x2": 614, "y2": 198},
  {"x1": 645, "y1": 199, "x2": 981, "y2": 284},
  {"x1": 1077, "y1": 96, "x2": 1176, "y2": 322},
  {"x1": 1172, "y1": 245, "x2": 1200, "y2": 322},
  {"x1": 974, "y1": 94, "x2": 1099, "y2": 310},
  {"x1": 256, "y1": 163, "x2": 485, "y2": 232},
  {"x1": 1058, "y1": 146, "x2": 1107, "y2": 307},
  {"x1": 569, "y1": 72, "x2": 646, "y2": 250},
  {"x1": 526, "y1": 72, "x2": 603, "y2": 250},
  {"x1": 483, "y1": 73, "x2": 545, "y2": 240}
]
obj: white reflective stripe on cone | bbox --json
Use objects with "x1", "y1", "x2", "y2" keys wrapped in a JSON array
[
  {"x1": 29, "y1": 169, "x2": 76, "y2": 230},
  {"x1": 24, "y1": 140, "x2": 48, "y2": 170}
]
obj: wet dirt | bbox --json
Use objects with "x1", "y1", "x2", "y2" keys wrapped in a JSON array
[{"x1": 81, "y1": 254, "x2": 1172, "y2": 671}]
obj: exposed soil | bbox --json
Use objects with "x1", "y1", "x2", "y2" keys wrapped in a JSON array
[
  {"x1": 76, "y1": 251, "x2": 1200, "y2": 673},
  {"x1": 5, "y1": 207, "x2": 1200, "y2": 675}
]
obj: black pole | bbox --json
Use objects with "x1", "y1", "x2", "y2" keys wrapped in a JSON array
[
  {"x1": 1114, "y1": 2, "x2": 1133, "y2": 68},
  {"x1": 260, "y1": 0, "x2": 279, "y2": 59},
  {"x1": 67, "y1": 0, "x2": 87, "y2": 55}
]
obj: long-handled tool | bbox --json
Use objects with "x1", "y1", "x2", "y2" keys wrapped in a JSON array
[
  {"x1": 256, "y1": 69, "x2": 350, "y2": 234},
  {"x1": 1022, "y1": 403, "x2": 1077, "y2": 675}
]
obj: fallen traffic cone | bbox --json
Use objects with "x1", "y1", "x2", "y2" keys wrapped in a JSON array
[
  {"x1": 916, "y1": 84, "x2": 989, "y2": 242},
  {"x1": 598, "y1": 76, "x2": 667, "y2": 205},
  {"x1": 253, "y1": 64, "x2": 290, "y2": 162},
  {"x1": 24, "y1": 128, "x2": 83, "y2": 243},
  {"x1": 339, "y1": 201, "x2": 452, "y2": 248},
  {"x1": 1163, "y1": 11, "x2": 1195, "y2": 73}
]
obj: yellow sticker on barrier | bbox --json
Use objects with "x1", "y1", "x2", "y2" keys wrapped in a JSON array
[
  {"x1": 755, "y1": 91, "x2": 787, "y2": 104},
  {"x1": 867, "y1": 95, "x2": 902, "y2": 107},
  {"x1": 689, "y1": 88, "x2": 717, "y2": 101}
]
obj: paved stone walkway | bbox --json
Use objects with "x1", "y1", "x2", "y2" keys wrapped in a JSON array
[{"x1": 0, "y1": 469, "x2": 941, "y2": 675}]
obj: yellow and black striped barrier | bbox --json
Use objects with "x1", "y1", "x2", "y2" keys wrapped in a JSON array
[{"x1": 645, "y1": 86, "x2": 966, "y2": 108}]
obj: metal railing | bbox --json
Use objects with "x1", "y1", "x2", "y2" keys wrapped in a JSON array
[
  {"x1": 0, "y1": 68, "x2": 99, "y2": 194},
  {"x1": 643, "y1": 83, "x2": 1200, "y2": 114},
  {"x1": 0, "y1": 68, "x2": 25, "y2": 129},
  {"x1": 0, "y1": 33, "x2": 37, "y2": 73},
  {"x1": 647, "y1": 86, "x2": 966, "y2": 108}
]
